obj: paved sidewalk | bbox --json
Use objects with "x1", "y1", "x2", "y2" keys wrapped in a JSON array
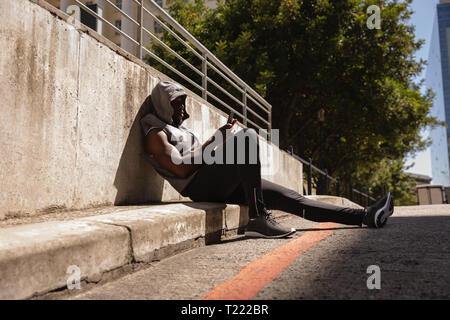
[
  {"x1": 68, "y1": 204, "x2": 450, "y2": 300},
  {"x1": 0, "y1": 196, "x2": 361, "y2": 299}
]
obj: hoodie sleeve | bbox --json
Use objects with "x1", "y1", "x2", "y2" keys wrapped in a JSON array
[{"x1": 140, "y1": 113, "x2": 167, "y2": 137}]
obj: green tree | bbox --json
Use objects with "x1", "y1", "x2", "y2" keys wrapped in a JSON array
[
  {"x1": 145, "y1": 0, "x2": 444, "y2": 205},
  {"x1": 357, "y1": 158, "x2": 418, "y2": 206}
]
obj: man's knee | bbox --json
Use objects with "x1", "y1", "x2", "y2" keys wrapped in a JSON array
[{"x1": 230, "y1": 128, "x2": 259, "y2": 164}]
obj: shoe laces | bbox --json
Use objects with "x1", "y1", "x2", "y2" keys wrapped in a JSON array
[{"x1": 262, "y1": 210, "x2": 279, "y2": 226}]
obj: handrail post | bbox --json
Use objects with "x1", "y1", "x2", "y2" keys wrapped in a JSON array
[
  {"x1": 349, "y1": 184, "x2": 353, "y2": 202},
  {"x1": 243, "y1": 87, "x2": 247, "y2": 126},
  {"x1": 202, "y1": 53, "x2": 207, "y2": 100},
  {"x1": 287, "y1": 145, "x2": 293, "y2": 155},
  {"x1": 336, "y1": 180, "x2": 340, "y2": 197},
  {"x1": 365, "y1": 187, "x2": 369, "y2": 207},
  {"x1": 138, "y1": 0, "x2": 143, "y2": 59},
  {"x1": 268, "y1": 105, "x2": 272, "y2": 140},
  {"x1": 308, "y1": 158, "x2": 312, "y2": 195},
  {"x1": 324, "y1": 169, "x2": 328, "y2": 195}
]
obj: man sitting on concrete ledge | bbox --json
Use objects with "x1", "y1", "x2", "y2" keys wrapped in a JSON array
[{"x1": 140, "y1": 81, "x2": 394, "y2": 238}]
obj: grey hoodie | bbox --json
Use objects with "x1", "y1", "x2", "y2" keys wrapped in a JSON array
[
  {"x1": 140, "y1": 81, "x2": 201, "y2": 194},
  {"x1": 149, "y1": 81, "x2": 190, "y2": 125}
]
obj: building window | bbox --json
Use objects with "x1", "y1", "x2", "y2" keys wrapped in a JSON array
[
  {"x1": 154, "y1": 21, "x2": 162, "y2": 34},
  {"x1": 115, "y1": 20, "x2": 121, "y2": 35},
  {"x1": 80, "y1": 3, "x2": 98, "y2": 31},
  {"x1": 116, "y1": 0, "x2": 122, "y2": 9}
]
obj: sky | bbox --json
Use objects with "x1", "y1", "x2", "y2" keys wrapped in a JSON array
[{"x1": 404, "y1": 0, "x2": 440, "y2": 176}]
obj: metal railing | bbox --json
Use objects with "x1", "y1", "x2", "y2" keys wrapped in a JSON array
[
  {"x1": 55, "y1": 0, "x2": 272, "y2": 132},
  {"x1": 287, "y1": 146, "x2": 376, "y2": 207}
]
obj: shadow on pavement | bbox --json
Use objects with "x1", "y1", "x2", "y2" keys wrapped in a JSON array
[
  {"x1": 295, "y1": 226, "x2": 361, "y2": 232},
  {"x1": 257, "y1": 214, "x2": 450, "y2": 299}
]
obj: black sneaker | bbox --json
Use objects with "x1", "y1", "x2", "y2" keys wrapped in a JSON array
[
  {"x1": 245, "y1": 211, "x2": 296, "y2": 239},
  {"x1": 362, "y1": 192, "x2": 394, "y2": 228}
]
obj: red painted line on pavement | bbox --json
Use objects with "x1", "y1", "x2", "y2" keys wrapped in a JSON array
[{"x1": 201, "y1": 222, "x2": 339, "y2": 300}]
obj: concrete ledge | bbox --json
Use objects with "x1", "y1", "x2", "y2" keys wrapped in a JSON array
[
  {"x1": 0, "y1": 202, "x2": 250, "y2": 299},
  {"x1": 393, "y1": 204, "x2": 450, "y2": 217},
  {"x1": 0, "y1": 196, "x2": 358, "y2": 299},
  {"x1": 0, "y1": 220, "x2": 130, "y2": 300},
  {"x1": 81, "y1": 203, "x2": 248, "y2": 262},
  {"x1": 305, "y1": 195, "x2": 364, "y2": 209}
]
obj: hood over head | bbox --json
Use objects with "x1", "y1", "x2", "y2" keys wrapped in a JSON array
[{"x1": 150, "y1": 81, "x2": 190, "y2": 125}]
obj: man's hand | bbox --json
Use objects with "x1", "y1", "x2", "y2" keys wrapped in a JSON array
[
  {"x1": 218, "y1": 118, "x2": 238, "y2": 139},
  {"x1": 143, "y1": 119, "x2": 238, "y2": 179}
]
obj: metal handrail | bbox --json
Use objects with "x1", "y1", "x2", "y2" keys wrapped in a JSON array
[
  {"x1": 141, "y1": 5, "x2": 204, "y2": 60},
  {"x1": 72, "y1": 0, "x2": 140, "y2": 47},
  {"x1": 290, "y1": 152, "x2": 337, "y2": 182},
  {"x1": 141, "y1": 26, "x2": 204, "y2": 78},
  {"x1": 104, "y1": 0, "x2": 140, "y2": 26},
  {"x1": 142, "y1": 46, "x2": 203, "y2": 91},
  {"x1": 145, "y1": 1, "x2": 272, "y2": 110},
  {"x1": 55, "y1": 0, "x2": 272, "y2": 132},
  {"x1": 287, "y1": 146, "x2": 376, "y2": 205}
]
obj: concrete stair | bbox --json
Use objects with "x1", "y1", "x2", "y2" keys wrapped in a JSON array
[
  {"x1": 0, "y1": 196, "x2": 362, "y2": 299},
  {"x1": 0, "y1": 202, "x2": 251, "y2": 299}
]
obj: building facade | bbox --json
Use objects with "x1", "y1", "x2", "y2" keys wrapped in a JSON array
[
  {"x1": 426, "y1": 1, "x2": 450, "y2": 186},
  {"x1": 46, "y1": 0, "x2": 217, "y2": 54}
]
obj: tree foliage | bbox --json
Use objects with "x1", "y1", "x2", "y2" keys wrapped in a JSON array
[{"x1": 144, "y1": 0, "x2": 444, "y2": 204}]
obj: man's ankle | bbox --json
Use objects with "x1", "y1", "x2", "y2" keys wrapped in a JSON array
[{"x1": 360, "y1": 208, "x2": 368, "y2": 226}]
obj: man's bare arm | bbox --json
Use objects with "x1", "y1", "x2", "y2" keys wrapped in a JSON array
[
  {"x1": 144, "y1": 119, "x2": 237, "y2": 179},
  {"x1": 144, "y1": 129, "x2": 203, "y2": 179}
]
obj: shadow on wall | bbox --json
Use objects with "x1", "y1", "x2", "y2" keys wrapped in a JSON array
[
  {"x1": 113, "y1": 94, "x2": 164, "y2": 205},
  {"x1": 183, "y1": 202, "x2": 250, "y2": 243}
]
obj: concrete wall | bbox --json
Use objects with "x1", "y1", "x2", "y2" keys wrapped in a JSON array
[{"x1": 0, "y1": 0, "x2": 302, "y2": 220}]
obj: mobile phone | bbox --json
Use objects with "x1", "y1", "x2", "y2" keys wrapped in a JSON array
[{"x1": 227, "y1": 111, "x2": 234, "y2": 124}]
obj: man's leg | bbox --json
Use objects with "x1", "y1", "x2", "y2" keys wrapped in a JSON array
[
  {"x1": 261, "y1": 179, "x2": 365, "y2": 226},
  {"x1": 183, "y1": 128, "x2": 264, "y2": 218},
  {"x1": 184, "y1": 129, "x2": 389, "y2": 229},
  {"x1": 182, "y1": 161, "x2": 259, "y2": 216},
  {"x1": 183, "y1": 128, "x2": 295, "y2": 238}
]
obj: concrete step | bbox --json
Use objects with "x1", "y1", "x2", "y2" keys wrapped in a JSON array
[
  {"x1": 0, "y1": 202, "x2": 252, "y2": 299},
  {"x1": 0, "y1": 196, "x2": 361, "y2": 299}
]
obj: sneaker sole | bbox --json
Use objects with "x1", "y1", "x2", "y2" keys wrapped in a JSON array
[
  {"x1": 375, "y1": 192, "x2": 394, "y2": 227},
  {"x1": 244, "y1": 228, "x2": 296, "y2": 239}
]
